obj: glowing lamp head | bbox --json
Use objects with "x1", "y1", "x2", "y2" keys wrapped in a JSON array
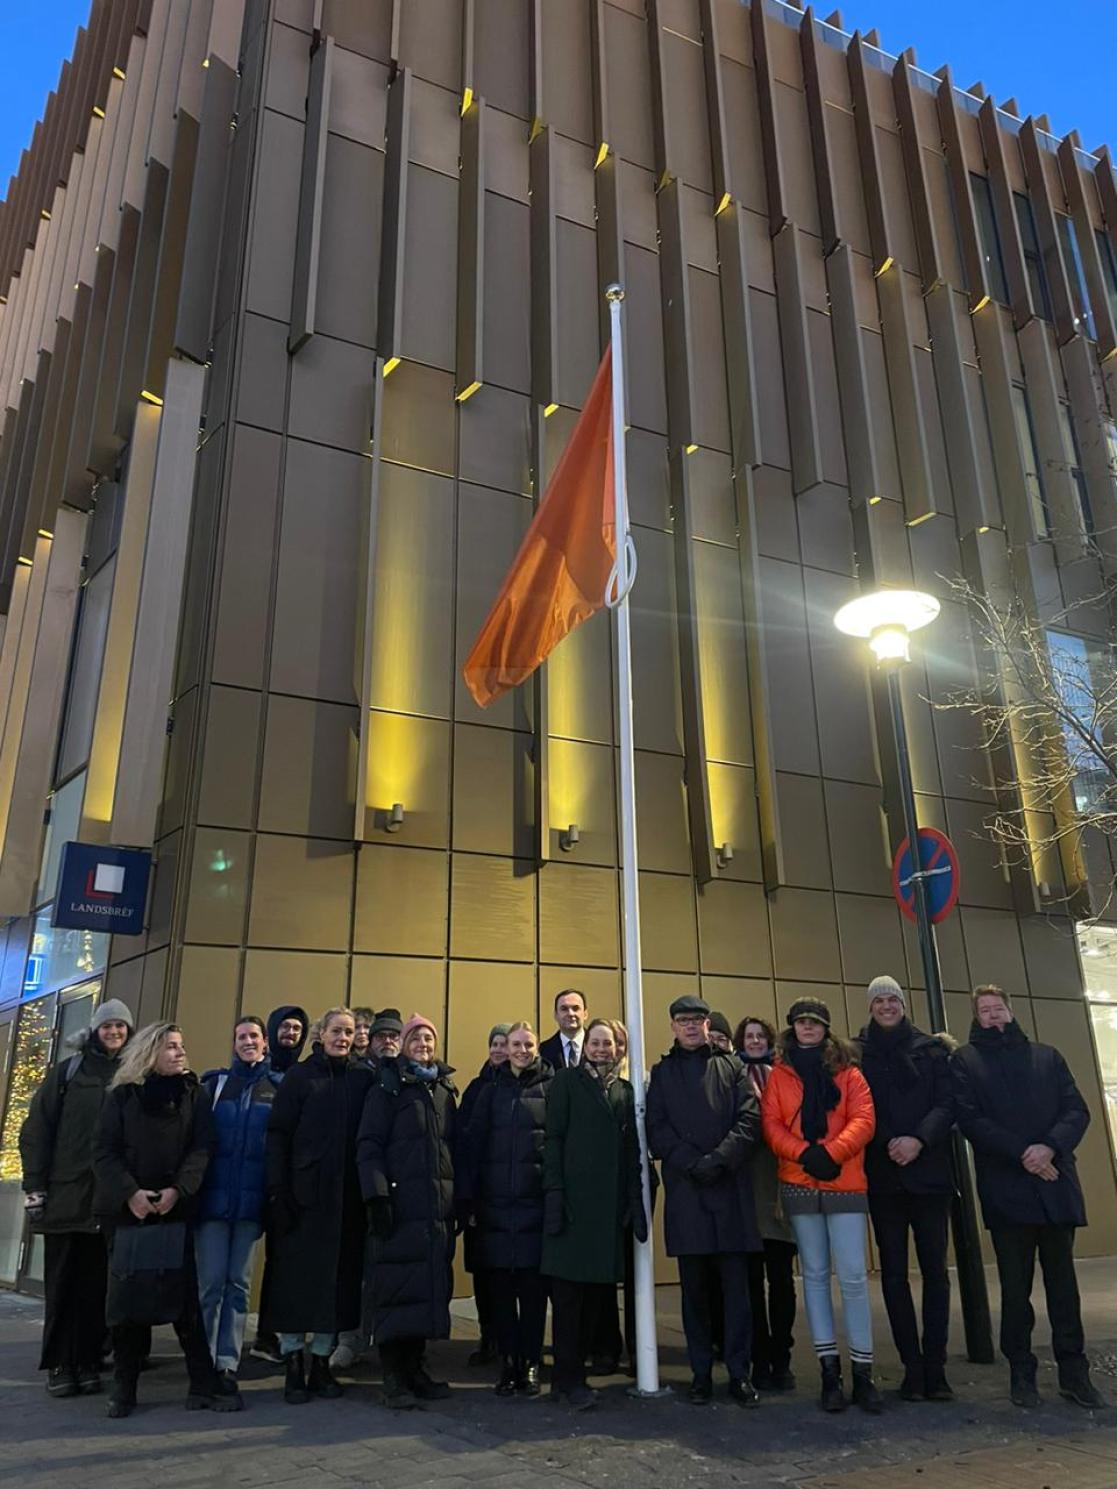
[{"x1": 833, "y1": 589, "x2": 940, "y2": 666}]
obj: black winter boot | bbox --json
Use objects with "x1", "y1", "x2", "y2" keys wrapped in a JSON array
[
  {"x1": 1009, "y1": 1361, "x2": 1040, "y2": 1408},
  {"x1": 519, "y1": 1361, "x2": 542, "y2": 1397},
  {"x1": 819, "y1": 1355, "x2": 846, "y2": 1412},
  {"x1": 495, "y1": 1357, "x2": 518, "y2": 1396},
  {"x1": 851, "y1": 1361, "x2": 884, "y2": 1414},
  {"x1": 307, "y1": 1353, "x2": 343, "y2": 1398},
  {"x1": 106, "y1": 1370, "x2": 137, "y2": 1418},
  {"x1": 283, "y1": 1350, "x2": 309, "y2": 1405},
  {"x1": 1058, "y1": 1361, "x2": 1106, "y2": 1409}
]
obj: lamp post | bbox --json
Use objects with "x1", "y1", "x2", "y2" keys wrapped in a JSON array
[{"x1": 834, "y1": 589, "x2": 995, "y2": 1366}]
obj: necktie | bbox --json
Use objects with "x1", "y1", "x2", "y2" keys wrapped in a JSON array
[{"x1": 567, "y1": 1040, "x2": 578, "y2": 1067}]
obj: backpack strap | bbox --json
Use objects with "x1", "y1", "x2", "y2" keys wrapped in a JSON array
[{"x1": 58, "y1": 1052, "x2": 82, "y2": 1094}]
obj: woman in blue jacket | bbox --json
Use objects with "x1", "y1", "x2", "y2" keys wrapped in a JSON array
[{"x1": 195, "y1": 1017, "x2": 281, "y2": 1395}]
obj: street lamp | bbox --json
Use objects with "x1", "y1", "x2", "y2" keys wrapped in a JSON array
[{"x1": 834, "y1": 587, "x2": 995, "y2": 1365}]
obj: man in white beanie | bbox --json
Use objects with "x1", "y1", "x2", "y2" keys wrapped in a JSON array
[{"x1": 853, "y1": 975, "x2": 957, "y2": 1402}]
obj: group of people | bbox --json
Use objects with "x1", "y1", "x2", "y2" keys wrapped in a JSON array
[{"x1": 17, "y1": 974, "x2": 1106, "y2": 1420}]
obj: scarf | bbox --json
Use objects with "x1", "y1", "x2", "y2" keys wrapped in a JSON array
[
  {"x1": 969, "y1": 1018, "x2": 1028, "y2": 1052},
  {"x1": 406, "y1": 1059, "x2": 440, "y2": 1083},
  {"x1": 585, "y1": 1056, "x2": 621, "y2": 1092},
  {"x1": 862, "y1": 1017, "x2": 920, "y2": 1088},
  {"x1": 786, "y1": 1042, "x2": 840, "y2": 1143},
  {"x1": 139, "y1": 1072, "x2": 189, "y2": 1112},
  {"x1": 741, "y1": 1050, "x2": 772, "y2": 1100}
]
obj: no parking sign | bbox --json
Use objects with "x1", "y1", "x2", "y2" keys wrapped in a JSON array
[{"x1": 891, "y1": 828, "x2": 960, "y2": 925}]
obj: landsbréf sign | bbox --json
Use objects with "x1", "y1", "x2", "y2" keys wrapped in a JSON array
[{"x1": 52, "y1": 842, "x2": 152, "y2": 935}]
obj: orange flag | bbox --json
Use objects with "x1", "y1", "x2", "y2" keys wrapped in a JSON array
[{"x1": 462, "y1": 348, "x2": 616, "y2": 708}]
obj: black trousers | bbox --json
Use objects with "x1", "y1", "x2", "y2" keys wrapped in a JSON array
[
  {"x1": 111, "y1": 1252, "x2": 216, "y2": 1400},
  {"x1": 991, "y1": 1222, "x2": 1086, "y2": 1371},
  {"x1": 677, "y1": 1252, "x2": 752, "y2": 1380},
  {"x1": 869, "y1": 1191, "x2": 951, "y2": 1368},
  {"x1": 591, "y1": 1230, "x2": 635, "y2": 1363},
  {"x1": 489, "y1": 1267, "x2": 549, "y2": 1362},
  {"x1": 550, "y1": 1277, "x2": 613, "y2": 1393},
  {"x1": 473, "y1": 1267, "x2": 497, "y2": 1347},
  {"x1": 40, "y1": 1232, "x2": 108, "y2": 1371},
  {"x1": 746, "y1": 1239, "x2": 797, "y2": 1375}
]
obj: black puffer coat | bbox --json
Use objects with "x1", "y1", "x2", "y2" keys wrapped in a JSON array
[
  {"x1": 357, "y1": 1060, "x2": 457, "y2": 1343},
  {"x1": 265, "y1": 1047, "x2": 376, "y2": 1333},
  {"x1": 646, "y1": 1043, "x2": 761, "y2": 1257},
  {"x1": 20, "y1": 1036, "x2": 122, "y2": 1233},
  {"x1": 953, "y1": 1020, "x2": 1089, "y2": 1229},
  {"x1": 854, "y1": 1019, "x2": 956, "y2": 1196},
  {"x1": 458, "y1": 1059, "x2": 500, "y2": 1274},
  {"x1": 93, "y1": 1072, "x2": 214, "y2": 1227},
  {"x1": 465, "y1": 1058, "x2": 553, "y2": 1271}
]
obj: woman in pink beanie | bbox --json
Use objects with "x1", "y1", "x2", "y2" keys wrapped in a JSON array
[{"x1": 357, "y1": 1012, "x2": 458, "y2": 1408}]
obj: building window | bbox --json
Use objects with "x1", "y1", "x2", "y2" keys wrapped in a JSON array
[
  {"x1": 1057, "y1": 213, "x2": 1097, "y2": 340},
  {"x1": 1078, "y1": 924, "x2": 1117, "y2": 1158},
  {"x1": 1099, "y1": 229, "x2": 1117, "y2": 331},
  {"x1": 970, "y1": 173, "x2": 1009, "y2": 304},
  {"x1": 1010, "y1": 384, "x2": 1048, "y2": 536},
  {"x1": 1057, "y1": 402, "x2": 1094, "y2": 536},
  {"x1": 1014, "y1": 193, "x2": 1052, "y2": 320},
  {"x1": 1046, "y1": 630, "x2": 1109, "y2": 814}
]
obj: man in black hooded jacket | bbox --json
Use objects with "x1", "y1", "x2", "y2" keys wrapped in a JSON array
[
  {"x1": 249, "y1": 1005, "x2": 308, "y2": 1363},
  {"x1": 953, "y1": 984, "x2": 1104, "y2": 1410},
  {"x1": 855, "y1": 975, "x2": 955, "y2": 1402}
]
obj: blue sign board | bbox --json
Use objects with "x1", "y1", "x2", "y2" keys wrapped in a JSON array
[
  {"x1": 52, "y1": 842, "x2": 152, "y2": 936},
  {"x1": 891, "y1": 828, "x2": 960, "y2": 926}
]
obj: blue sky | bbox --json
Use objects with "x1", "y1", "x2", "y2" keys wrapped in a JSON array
[{"x1": 0, "y1": 0, "x2": 1113, "y2": 190}]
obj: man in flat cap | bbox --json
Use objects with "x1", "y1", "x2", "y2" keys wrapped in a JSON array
[{"x1": 646, "y1": 995, "x2": 762, "y2": 1407}]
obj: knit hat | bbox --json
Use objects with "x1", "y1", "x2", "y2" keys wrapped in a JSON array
[
  {"x1": 400, "y1": 1012, "x2": 438, "y2": 1051},
  {"x1": 867, "y1": 974, "x2": 906, "y2": 1009},
  {"x1": 708, "y1": 1011, "x2": 732, "y2": 1040},
  {"x1": 370, "y1": 1007, "x2": 403, "y2": 1035},
  {"x1": 91, "y1": 999, "x2": 134, "y2": 1033},
  {"x1": 786, "y1": 997, "x2": 831, "y2": 1030},
  {"x1": 488, "y1": 1022, "x2": 513, "y2": 1046}
]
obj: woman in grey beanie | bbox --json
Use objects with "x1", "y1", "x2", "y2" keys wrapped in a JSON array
[{"x1": 19, "y1": 997, "x2": 134, "y2": 1398}]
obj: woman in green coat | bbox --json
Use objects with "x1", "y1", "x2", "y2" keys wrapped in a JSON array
[{"x1": 541, "y1": 1018, "x2": 647, "y2": 1409}]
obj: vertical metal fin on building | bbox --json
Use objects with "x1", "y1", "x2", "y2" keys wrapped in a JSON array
[
  {"x1": 1016, "y1": 320, "x2": 1089, "y2": 567},
  {"x1": 288, "y1": 34, "x2": 334, "y2": 355},
  {"x1": 89, "y1": 204, "x2": 141, "y2": 474},
  {"x1": 1058, "y1": 135, "x2": 1117, "y2": 358},
  {"x1": 113, "y1": 159, "x2": 170, "y2": 440},
  {"x1": 1019, "y1": 118, "x2": 1077, "y2": 344},
  {"x1": 0, "y1": 379, "x2": 37, "y2": 599},
  {"x1": 646, "y1": 0, "x2": 672, "y2": 188},
  {"x1": 876, "y1": 265, "x2": 936, "y2": 524},
  {"x1": 142, "y1": 113, "x2": 201, "y2": 404},
  {"x1": 377, "y1": 66, "x2": 412, "y2": 369},
  {"x1": 698, "y1": 0, "x2": 730, "y2": 216},
  {"x1": 847, "y1": 34, "x2": 891, "y2": 276},
  {"x1": 892, "y1": 56, "x2": 943, "y2": 291},
  {"x1": 1, "y1": 352, "x2": 51, "y2": 601},
  {"x1": 750, "y1": 0, "x2": 788, "y2": 236},
  {"x1": 978, "y1": 98, "x2": 1031, "y2": 329},
  {"x1": 455, "y1": 96, "x2": 485, "y2": 403},
  {"x1": 658, "y1": 180, "x2": 696, "y2": 455},
  {"x1": 530, "y1": 124, "x2": 557, "y2": 415},
  {"x1": 1060, "y1": 336, "x2": 1117, "y2": 572},
  {"x1": 773, "y1": 225, "x2": 823, "y2": 495},
  {"x1": 531, "y1": 404, "x2": 551, "y2": 868},
  {"x1": 528, "y1": 0, "x2": 544, "y2": 134},
  {"x1": 936, "y1": 68, "x2": 989, "y2": 310},
  {"x1": 353, "y1": 364, "x2": 384, "y2": 844},
  {"x1": 176, "y1": 55, "x2": 237, "y2": 364},
  {"x1": 63, "y1": 242, "x2": 117, "y2": 508},
  {"x1": 715, "y1": 202, "x2": 761, "y2": 471},
  {"x1": 1095, "y1": 150, "x2": 1117, "y2": 262},
  {"x1": 826, "y1": 245, "x2": 880, "y2": 506},
  {"x1": 972, "y1": 304, "x2": 1037, "y2": 545},
  {"x1": 924, "y1": 285, "x2": 997, "y2": 533},
  {"x1": 799, "y1": 8, "x2": 840, "y2": 256}
]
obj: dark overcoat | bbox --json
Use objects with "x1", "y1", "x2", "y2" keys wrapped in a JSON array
[
  {"x1": 854, "y1": 1020, "x2": 956, "y2": 1196},
  {"x1": 952, "y1": 1021, "x2": 1089, "y2": 1229},
  {"x1": 264, "y1": 1047, "x2": 375, "y2": 1333},
  {"x1": 465, "y1": 1058, "x2": 553, "y2": 1272},
  {"x1": 458, "y1": 1059, "x2": 499, "y2": 1274},
  {"x1": 646, "y1": 1043, "x2": 761, "y2": 1257},
  {"x1": 357, "y1": 1061, "x2": 457, "y2": 1343},
  {"x1": 20, "y1": 1038, "x2": 121, "y2": 1232},
  {"x1": 539, "y1": 1065, "x2": 643, "y2": 1285}
]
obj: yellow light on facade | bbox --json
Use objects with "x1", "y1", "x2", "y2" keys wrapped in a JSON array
[
  {"x1": 971, "y1": 293, "x2": 990, "y2": 313},
  {"x1": 382, "y1": 356, "x2": 401, "y2": 377},
  {"x1": 40, "y1": 208, "x2": 51, "y2": 221},
  {"x1": 907, "y1": 511, "x2": 935, "y2": 527},
  {"x1": 37, "y1": 528, "x2": 53, "y2": 540},
  {"x1": 594, "y1": 141, "x2": 610, "y2": 169},
  {"x1": 543, "y1": 402, "x2": 559, "y2": 417},
  {"x1": 140, "y1": 389, "x2": 163, "y2": 406},
  {"x1": 456, "y1": 380, "x2": 481, "y2": 403},
  {"x1": 202, "y1": 57, "x2": 210, "y2": 68},
  {"x1": 868, "y1": 495, "x2": 883, "y2": 504},
  {"x1": 113, "y1": 66, "x2": 126, "y2": 80},
  {"x1": 16, "y1": 556, "x2": 32, "y2": 569},
  {"x1": 977, "y1": 524, "x2": 991, "y2": 533},
  {"x1": 92, "y1": 105, "x2": 105, "y2": 119},
  {"x1": 715, "y1": 191, "x2": 732, "y2": 216},
  {"x1": 685, "y1": 442, "x2": 698, "y2": 454},
  {"x1": 875, "y1": 255, "x2": 894, "y2": 276},
  {"x1": 460, "y1": 85, "x2": 474, "y2": 116}
]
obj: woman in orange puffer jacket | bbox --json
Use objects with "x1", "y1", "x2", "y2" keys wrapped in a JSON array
[{"x1": 761, "y1": 997, "x2": 881, "y2": 1414}]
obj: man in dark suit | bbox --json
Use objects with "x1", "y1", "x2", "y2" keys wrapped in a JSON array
[{"x1": 539, "y1": 989, "x2": 587, "y2": 1071}]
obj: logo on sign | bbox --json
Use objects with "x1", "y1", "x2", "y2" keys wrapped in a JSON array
[{"x1": 52, "y1": 843, "x2": 152, "y2": 936}]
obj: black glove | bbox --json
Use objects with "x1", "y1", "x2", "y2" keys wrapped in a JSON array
[
  {"x1": 631, "y1": 1200, "x2": 649, "y2": 1246},
  {"x1": 268, "y1": 1191, "x2": 298, "y2": 1236},
  {"x1": 800, "y1": 1144, "x2": 841, "y2": 1182},
  {"x1": 366, "y1": 1197, "x2": 394, "y2": 1239},
  {"x1": 543, "y1": 1190, "x2": 565, "y2": 1237},
  {"x1": 454, "y1": 1199, "x2": 472, "y2": 1236},
  {"x1": 689, "y1": 1154, "x2": 725, "y2": 1187}
]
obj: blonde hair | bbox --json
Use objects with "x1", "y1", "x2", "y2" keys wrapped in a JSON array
[
  {"x1": 507, "y1": 1021, "x2": 537, "y2": 1038},
  {"x1": 111, "y1": 1022, "x2": 184, "y2": 1087},
  {"x1": 310, "y1": 1007, "x2": 353, "y2": 1044}
]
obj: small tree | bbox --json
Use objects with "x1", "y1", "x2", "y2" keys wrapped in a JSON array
[{"x1": 934, "y1": 559, "x2": 1117, "y2": 917}]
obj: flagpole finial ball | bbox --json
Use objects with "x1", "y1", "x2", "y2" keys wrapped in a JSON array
[{"x1": 605, "y1": 283, "x2": 625, "y2": 302}]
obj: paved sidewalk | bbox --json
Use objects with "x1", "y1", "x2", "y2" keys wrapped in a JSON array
[{"x1": 3, "y1": 1260, "x2": 1117, "y2": 1488}]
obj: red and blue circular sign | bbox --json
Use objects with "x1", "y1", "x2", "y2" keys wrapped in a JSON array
[{"x1": 891, "y1": 828, "x2": 960, "y2": 925}]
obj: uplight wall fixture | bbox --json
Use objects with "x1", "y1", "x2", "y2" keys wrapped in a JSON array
[
  {"x1": 385, "y1": 802, "x2": 404, "y2": 832},
  {"x1": 560, "y1": 823, "x2": 580, "y2": 851}
]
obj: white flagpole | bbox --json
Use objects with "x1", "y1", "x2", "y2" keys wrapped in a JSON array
[{"x1": 604, "y1": 284, "x2": 661, "y2": 1396}]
